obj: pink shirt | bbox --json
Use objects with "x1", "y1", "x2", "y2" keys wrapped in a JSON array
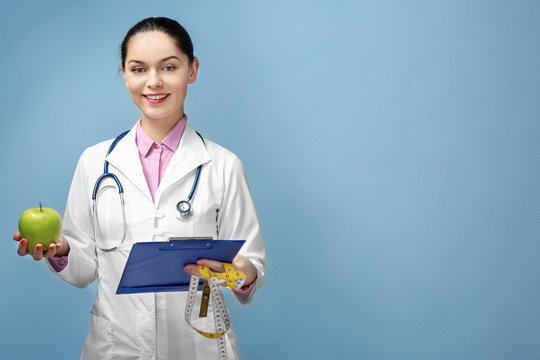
[{"x1": 136, "y1": 116, "x2": 187, "y2": 202}]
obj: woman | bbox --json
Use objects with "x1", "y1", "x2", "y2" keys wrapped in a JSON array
[{"x1": 13, "y1": 17, "x2": 265, "y2": 359}]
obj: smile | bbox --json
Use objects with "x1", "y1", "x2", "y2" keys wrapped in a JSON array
[{"x1": 143, "y1": 94, "x2": 169, "y2": 104}]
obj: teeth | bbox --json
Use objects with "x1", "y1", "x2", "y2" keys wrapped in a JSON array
[{"x1": 146, "y1": 94, "x2": 167, "y2": 100}]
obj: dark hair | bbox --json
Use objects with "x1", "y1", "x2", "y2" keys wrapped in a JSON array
[{"x1": 120, "y1": 17, "x2": 194, "y2": 70}]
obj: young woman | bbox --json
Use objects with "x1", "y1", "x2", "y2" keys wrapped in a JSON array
[{"x1": 13, "y1": 17, "x2": 265, "y2": 359}]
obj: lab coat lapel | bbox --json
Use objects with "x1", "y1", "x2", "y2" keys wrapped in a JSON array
[
  {"x1": 105, "y1": 123, "x2": 153, "y2": 201},
  {"x1": 155, "y1": 124, "x2": 210, "y2": 204}
]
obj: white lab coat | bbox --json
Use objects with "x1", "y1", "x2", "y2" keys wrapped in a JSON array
[{"x1": 47, "y1": 122, "x2": 265, "y2": 359}]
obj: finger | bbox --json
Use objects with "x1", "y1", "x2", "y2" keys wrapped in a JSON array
[
  {"x1": 196, "y1": 259, "x2": 225, "y2": 273},
  {"x1": 17, "y1": 239, "x2": 29, "y2": 256},
  {"x1": 33, "y1": 244, "x2": 44, "y2": 261},
  {"x1": 44, "y1": 243, "x2": 57, "y2": 258},
  {"x1": 13, "y1": 232, "x2": 21, "y2": 242},
  {"x1": 183, "y1": 264, "x2": 201, "y2": 277}
]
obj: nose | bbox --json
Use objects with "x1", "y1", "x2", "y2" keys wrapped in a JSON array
[{"x1": 146, "y1": 69, "x2": 163, "y2": 88}]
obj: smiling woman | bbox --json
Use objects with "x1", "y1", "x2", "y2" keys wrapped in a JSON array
[
  {"x1": 122, "y1": 30, "x2": 200, "y2": 142},
  {"x1": 12, "y1": 16, "x2": 265, "y2": 360}
]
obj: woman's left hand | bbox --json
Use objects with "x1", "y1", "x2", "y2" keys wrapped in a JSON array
[{"x1": 184, "y1": 254, "x2": 257, "y2": 288}]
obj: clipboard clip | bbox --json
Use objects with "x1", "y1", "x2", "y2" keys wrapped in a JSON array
[{"x1": 160, "y1": 237, "x2": 215, "y2": 251}]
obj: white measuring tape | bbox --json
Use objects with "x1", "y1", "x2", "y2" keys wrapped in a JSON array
[{"x1": 185, "y1": 263, "x2": 246, "y2": 360}]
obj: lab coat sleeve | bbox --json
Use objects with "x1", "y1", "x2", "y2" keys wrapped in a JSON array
[
  {"x1": 45, "y1": 149, "x2": 98, "y2": 288},
  {"x1": 218, "y1": 155, "x2": 266, "y2": 305}
]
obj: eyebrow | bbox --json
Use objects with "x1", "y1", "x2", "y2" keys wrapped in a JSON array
[{"x1": 127, "y1": 56, "x2": 182, "y2": 65}]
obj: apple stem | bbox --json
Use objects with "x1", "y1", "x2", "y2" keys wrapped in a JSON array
[{"x1": 39, "y1": 201, "x2": 43, "y2": 212}]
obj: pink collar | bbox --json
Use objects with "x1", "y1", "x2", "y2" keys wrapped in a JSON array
[{"x1": 136, "y1": 115, "x2": 187, "y2": 157}]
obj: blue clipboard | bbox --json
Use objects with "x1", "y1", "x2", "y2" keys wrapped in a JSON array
[{"x1": 116, "y1": 239, "x2": 245, "y2": 294}]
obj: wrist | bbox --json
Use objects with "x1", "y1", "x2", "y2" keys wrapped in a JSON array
[
  {"x1": 54, "y1": 234, "x2": 70, "y2": 257},
  {"x1": 243, "y1": 275, "x2": 257, "y2": 288}
]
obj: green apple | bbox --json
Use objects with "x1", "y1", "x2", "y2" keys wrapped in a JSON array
[{"x1": 18, "y1": 202, "x2": 62, "y2": 252}]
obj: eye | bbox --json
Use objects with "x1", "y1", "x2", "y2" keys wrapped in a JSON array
[
  {"x1": 163, "y1": 65, "x2": 176, "y2": 72},
  {"x1": 131, "y1": 67, "x2": 145, "y2": 74}
]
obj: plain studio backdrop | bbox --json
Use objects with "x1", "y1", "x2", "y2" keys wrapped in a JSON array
[{"x1": 1, "y1": 1, "x2": 539, "y2": 359}]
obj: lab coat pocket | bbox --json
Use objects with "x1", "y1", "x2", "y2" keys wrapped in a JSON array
[
  {"x1": 191, "y1": 187, "x2": 220, "y2": 239},
  {"x1": 82, "y1": 313, "x2": 114, "y2": 359}
]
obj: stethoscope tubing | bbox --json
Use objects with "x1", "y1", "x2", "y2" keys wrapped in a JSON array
[
  {"x1": 92, "y1": 129, "x2": 205, "y2": 251},
  {"x1": 92, "y1": 130, "x2": 129, "y2": 201}
]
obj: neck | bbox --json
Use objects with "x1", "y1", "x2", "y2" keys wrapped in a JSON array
[{"x1": 140, "y1": 112, "x2": 184, "y2": 143}]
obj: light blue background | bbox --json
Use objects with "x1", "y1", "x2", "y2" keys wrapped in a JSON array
[{"x1": 1, "y1": 1, "x2": 539, "y2": 359}]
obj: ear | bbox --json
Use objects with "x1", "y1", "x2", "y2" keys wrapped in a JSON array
[
  {"x1": 122, "y1": 68, "x2": 129, "y2": 88},
  {"x1": 188, "y1": 57, "x2": 200, "y2": 84}
]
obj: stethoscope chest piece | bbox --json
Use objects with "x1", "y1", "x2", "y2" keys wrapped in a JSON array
[
  {"x1": 175, "y1": 161, "x2": 203, "y2": 220},
  {"x1": 176, "y1": 200, "x2": 193, "y2": 220}
]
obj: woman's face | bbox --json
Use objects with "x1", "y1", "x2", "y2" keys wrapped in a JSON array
[{"x1": 123, "y1": 31, "x2": 198, "y2": 125}]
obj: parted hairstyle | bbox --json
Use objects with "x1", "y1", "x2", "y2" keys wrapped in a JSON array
[{"x1": 120, "y1": 17, "x2": 195, "y2": 70}]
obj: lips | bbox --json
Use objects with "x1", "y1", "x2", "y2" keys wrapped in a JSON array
[{"x1": 143, "y1": 93, "x2": 169, "y2": 104}]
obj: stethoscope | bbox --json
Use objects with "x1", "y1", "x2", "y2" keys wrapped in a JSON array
[{"x1": 92, "y1": 130, "x2": 204, "y2": 251}]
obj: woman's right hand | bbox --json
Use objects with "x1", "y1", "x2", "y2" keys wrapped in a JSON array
[{"x1": 13, "y1": 232, "x2": 67, "y2": 261}]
